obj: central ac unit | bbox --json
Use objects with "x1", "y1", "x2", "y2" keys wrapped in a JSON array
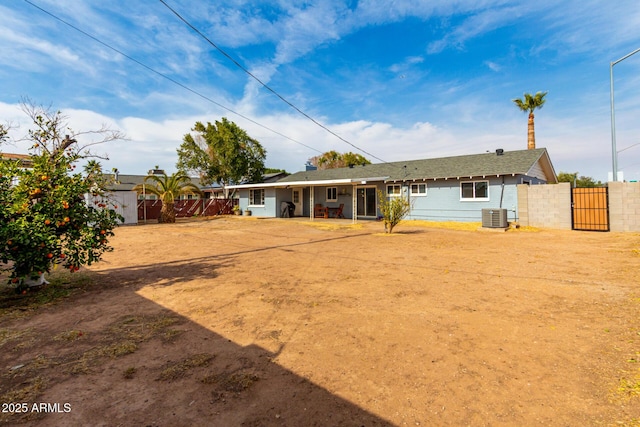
[{"x1": 481, "y1": 208, "x2": 508, "y2": 228}]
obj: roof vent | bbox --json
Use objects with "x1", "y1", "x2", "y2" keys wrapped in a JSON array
[{"x1": 496, "y1": 149, "x2": 504, "y2": 156}]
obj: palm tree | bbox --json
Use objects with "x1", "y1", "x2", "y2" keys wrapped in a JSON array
[
  {"x1": 513, "y1": 91, "x2": 548, "y2": 150},
  {"x1": 133, "y1": 170, "x2": 203, "y2": 223}
]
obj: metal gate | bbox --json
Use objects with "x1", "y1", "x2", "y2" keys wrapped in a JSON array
[{"x1": 571, "y1": 187, "x2": 609, "y2": 231}]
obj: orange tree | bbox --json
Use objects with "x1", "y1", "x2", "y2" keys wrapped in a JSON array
[{"x1": 0, "y1": 104, "x2": 124, "y2": 292}]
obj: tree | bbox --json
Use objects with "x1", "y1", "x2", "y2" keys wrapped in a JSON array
[
  {"x1": 557, "y1": 172, "x2": 603, "y2": 188},
  {"x1": 377, "y1": 190, "x2": 411, "y2": 234},
  {"x1": 0, "y1": 123, "x2": 8, "y2": 143},
  {"x1": 513, "y1": 91, "x2": 548, "y2": 150},
  {"x1": 132, "y1": 170, "x2": 203, "y2": 223},
  {"x1": 177, "y1": 118, "x2": 266, "y2": 196},
  {"x1": 308, "y1": 151, "x2": 371, "y2": 170},
  {"x1": 1, "y1": 102, "x2": 124, "y2": 292},
  {"x1": 264, "y1": 167, "x2": 288, "y2": 174}
]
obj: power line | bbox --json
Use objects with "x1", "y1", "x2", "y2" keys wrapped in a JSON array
[
  {"x1": 21, "y1": 0, "x2": 323, "y2": 155},
  {"x1": 158, "y1": 0, "x2": 389, "y2": 164}
]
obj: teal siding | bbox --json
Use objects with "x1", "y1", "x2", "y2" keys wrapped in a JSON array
[
  {"x1": 406, "y1": 176, "x2": 527, "y2": 222},
  {"x1": 237, "y1": 175, "x2": 542, "y2": 222},
  {"x1": 238, "y1": 188, "x2": 277, "y2": 217}
]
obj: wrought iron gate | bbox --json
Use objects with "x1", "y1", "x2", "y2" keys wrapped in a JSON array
[{"x1": 571, "y1": 187, "x2": 609, "y2": 231}]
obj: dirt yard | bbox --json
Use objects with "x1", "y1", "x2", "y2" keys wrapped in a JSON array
[{"x1": 1, "y1": 217, "x2": 640, "y2": 426}]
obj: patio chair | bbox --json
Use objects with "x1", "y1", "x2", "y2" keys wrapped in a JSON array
[{"x1": 314, "y1": 204, "x2": 328, "y2": 218}]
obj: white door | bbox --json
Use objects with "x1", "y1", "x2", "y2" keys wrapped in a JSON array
[{"x1": 292, "y1": 188, "x2": 303, "y2": 216}]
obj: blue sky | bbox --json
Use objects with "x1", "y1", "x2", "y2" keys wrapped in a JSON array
[{"x1": 1, "y1": 0, "x2": 639, "y2": 182}]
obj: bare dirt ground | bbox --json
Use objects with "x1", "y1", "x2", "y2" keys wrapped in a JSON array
[{"x1": 1, "y1": 217, "x2": 640, "y2": 426}]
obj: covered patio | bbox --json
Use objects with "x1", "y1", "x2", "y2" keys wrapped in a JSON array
[{"x1": 227, "y1": 176, "x2": 390, "y2": 223}]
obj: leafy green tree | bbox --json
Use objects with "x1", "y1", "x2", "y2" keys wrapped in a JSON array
[
  {"x1": 133, "y1": 170, "x2": 203, "y2": 223},
  {"x1": 177, "y1": 118, "x2": 266, "y2": 196},
  {"x1": 557, "y1": 172, "x2": 603, "y2": 188},
  {"x1": 308, "y1": 151, "x2": 371, "y2": 170},
  {"x1": 1, "y1": 103, "x2": 124, "y2": 292},
  {"x1": 513, "y1": 91, "x2": 548, "y2": 150},
  {"x1": 377, "y1": 190, "x2": 411, "y2": 234},
  {"x1": 264, "y1": 167, "x2": 288, "y2": 174}
]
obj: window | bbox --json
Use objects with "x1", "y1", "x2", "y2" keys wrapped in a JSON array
[
  {"x1": 387, "y1": 184, "x2": 401, "y2": 196},
  {"x1": 249, "y1": 189, "x2": 265, "y2": 206},
  {"x1": 410, "y1": 183, "x2": 427, "y2": 196},
  {"x1": 460, "y1": 181, "x2": 489, "y2": 200},
  {"x1": 326, "y1": 187, "x2": 337, "y2": 202}
]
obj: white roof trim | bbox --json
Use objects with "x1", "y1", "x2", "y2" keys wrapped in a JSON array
[{"x1": 226, "y1": 176, "x2": 390, "y2": 189}]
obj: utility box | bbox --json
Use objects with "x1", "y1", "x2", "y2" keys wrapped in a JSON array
[{"x1": 482, "y1": 208, "x2": 508, "y2": 228}]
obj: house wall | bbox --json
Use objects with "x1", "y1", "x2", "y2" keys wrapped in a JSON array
[
  {"x1": 235, "y1": 174, "x2": 560, "y2": 224},
  {"x1": 237, "y1": 187, "x2": 306, "y2": 218},
  {"x1": 312, "y1": 185, "x2": 363, "y2": 219},
  {"x1": 406, "y1": 176, "x2": 526, "y2": 222},
  {"x1": 238, "y1": 187, "x2": 275, "y2": 217},
  {"x1": 275, "y1": 188, "x2": 295, "y2": 217},
  {"x1": 87, "y1": 191, "x2": 138, "y2": 225}
]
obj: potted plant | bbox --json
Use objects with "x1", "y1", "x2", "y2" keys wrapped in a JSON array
[
  {"x1": 233, "y1": 205, "x2": 241, "y2": 215},
  {"x1": 244, "y1": 208, "x2": 252, "y2": 216}
]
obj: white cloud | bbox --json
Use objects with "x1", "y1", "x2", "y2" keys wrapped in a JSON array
[
  {"x1": 0, "y1": 27, "x2": 82, "y2": 71},
  {"x1": 484, "y1": 61, "x2": 501, "y2": 72}
]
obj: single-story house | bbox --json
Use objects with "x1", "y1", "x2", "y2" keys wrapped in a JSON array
[{"x1": 227, "y1": 148, "x2": 557, "y2": 223}]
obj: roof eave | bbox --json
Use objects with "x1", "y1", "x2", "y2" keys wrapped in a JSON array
[{"x1": 226, "y1": 176, "x2": 391, "y2": 189}]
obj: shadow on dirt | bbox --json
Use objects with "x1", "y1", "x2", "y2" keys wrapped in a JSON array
[{"x1": 0, "y1": 233, "x2": 394, "y2": 426}]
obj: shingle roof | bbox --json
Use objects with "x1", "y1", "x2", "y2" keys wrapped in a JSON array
[
  {"x1": 0, "y1": 152, "x2": 33, "y2": 168},
  {"x1": 278, "y1": 148, "x2": 556, "y2": 183}
]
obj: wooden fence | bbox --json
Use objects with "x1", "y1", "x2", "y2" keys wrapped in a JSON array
[{"x1": 137, "y1": 199, "x2": 237, "y2": 221}]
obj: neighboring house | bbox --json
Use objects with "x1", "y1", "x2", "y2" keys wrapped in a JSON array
[
  {"x1": 0, "y1": 153, "x2": 140, "y2": 224},
  {"x1": 0, "y1": 153, "x2": 33, "y2": 187},
  {"x1": 227, "y1": 148, "x2": 557, "y2": 222},
  {"x1": 102, "y1": 171, "x2": 289, "y2": 223},
  {"x1": 0, "y1": 152, "x2": 33, "y2": 169},
  {"x1": 104, "y1": 173, "x2": 211, "y2": 200}
]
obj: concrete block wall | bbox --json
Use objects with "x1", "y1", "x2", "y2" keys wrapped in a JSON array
[
  {"x1": 609, "y1": 181, "x2": 640, "y2": 232},
  {"x1": 516, "y1": 183, "x2": 572, "y2": 229},
  {"x1": 518, "y1": 182, "x2": 640, "y2": 231}
]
